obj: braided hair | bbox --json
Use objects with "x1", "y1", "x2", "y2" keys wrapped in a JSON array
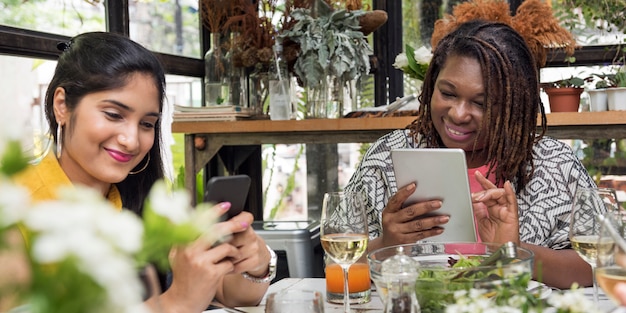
[{"x1": 409, "y1": 20, "x2": 547, "y2": 191}]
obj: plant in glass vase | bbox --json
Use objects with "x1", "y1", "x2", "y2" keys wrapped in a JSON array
[
  {"x1": 217, "y1": 0, "x2": 298, "y2": 117},
  {"x1": 281, "y1": 0, "x2": 373, "y2": 118}
]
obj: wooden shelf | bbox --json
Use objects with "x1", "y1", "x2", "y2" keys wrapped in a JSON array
[
  {"x1": 542, "y1": 111, "x2": 626, "y2": 139},
  {"x1": 172, "y1": 111, "x2": 626, "y2": 140},
  {"x1": 172, "y1": 116, "x2": 417, "y2": 135}
]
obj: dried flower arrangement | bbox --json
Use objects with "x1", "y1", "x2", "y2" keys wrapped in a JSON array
[
  {"x1": 200, "y1": 0, "x2": 241, "y2": 34},
  {"x1": 222, "y1": 0, "x2": 281, "y2": 68},
  {"x1": 430, "y1": 0, "x2": 577, "y2": 69},
  {"x1": 200, "y1": 0, "x2": 387, "y2": 71}
]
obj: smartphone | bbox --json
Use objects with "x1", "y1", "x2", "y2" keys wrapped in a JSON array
[{"x1": 204, "y1": 174, "x2": 251, "y2": 221}]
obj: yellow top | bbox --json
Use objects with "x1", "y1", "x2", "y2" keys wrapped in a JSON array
[{"x1": 13, "y1": 152, "x2": 122, "y2": 210}]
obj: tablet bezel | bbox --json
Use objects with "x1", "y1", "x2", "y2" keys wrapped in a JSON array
[{"x1": 391, "y1": 148, "x2": 477, "y2": 242}]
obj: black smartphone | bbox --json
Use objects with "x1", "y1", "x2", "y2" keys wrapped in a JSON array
[{"x1": 204, "y1": 174, "x2": 251, "y2": 221}]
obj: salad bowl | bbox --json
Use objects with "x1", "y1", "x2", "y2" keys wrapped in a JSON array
[{"x1": 367, "y1": 242, "x2": 534, "y2": 313}]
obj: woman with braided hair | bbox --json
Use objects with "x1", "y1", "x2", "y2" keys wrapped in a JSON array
[{"x1": 344, "y1": 20, "x2": 596, "y2": 289}]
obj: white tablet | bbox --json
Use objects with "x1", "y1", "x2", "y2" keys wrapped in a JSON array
[{"x1": 391, "y1": 148, "x2": 477, "y2": 243}]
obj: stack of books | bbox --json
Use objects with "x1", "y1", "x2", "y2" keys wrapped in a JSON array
[{"x1": 173, "y1": 105, "x2": 256, "y2": 121}]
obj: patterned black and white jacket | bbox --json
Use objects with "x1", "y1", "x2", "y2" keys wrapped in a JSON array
[{"x1": 343, "y1": 129, "x2": 597, "y2": 249}]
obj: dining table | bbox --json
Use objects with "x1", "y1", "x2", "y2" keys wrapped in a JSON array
[{"x1": 204, "y1": 277, "x2": 623, "y2": 313}]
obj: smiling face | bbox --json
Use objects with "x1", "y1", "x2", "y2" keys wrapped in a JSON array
[
  {"x1": 53, "y1": 73, "x2": 160, "y2": 193},
  {"x1": 430, "y1": 55, "x2": 489, "y2": 168}
]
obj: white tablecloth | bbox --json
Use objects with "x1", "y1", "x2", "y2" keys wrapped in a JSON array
[{"x1": 206, "y1": 278, "x2": 622, "y2": 313}]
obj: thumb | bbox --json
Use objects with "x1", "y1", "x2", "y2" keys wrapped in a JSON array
[{"x1": 385, "y1": 183, "x2": 416, "y2": 213}]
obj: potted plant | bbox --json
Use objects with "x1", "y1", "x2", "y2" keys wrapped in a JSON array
[
  {"x1": 587, "y1": 76, "x2": 610, "y2": 112},
  {"x1": 606, "y1": 66, "x2": 626, "y2": 110},
  {"x1": 542, "y1": 76, "x2": 586, "y2": 112}
]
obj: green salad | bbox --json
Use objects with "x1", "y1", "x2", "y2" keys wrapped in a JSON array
[{"x1": 415, "y1": 254, "x2": 532, "y2": 313}]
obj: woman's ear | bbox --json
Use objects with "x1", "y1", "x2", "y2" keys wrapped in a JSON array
[{"x1": 52, "y1": 87, "x2": 68, "y2": 126}]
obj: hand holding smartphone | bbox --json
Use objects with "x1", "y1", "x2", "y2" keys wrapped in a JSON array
[{"x1": 204, "y1": 175, "x2": 251, "y2": 221}]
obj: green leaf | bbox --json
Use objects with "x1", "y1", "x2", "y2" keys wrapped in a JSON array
[{"x1": 1, "y1": 140, "x2": 29, "y2": 177}]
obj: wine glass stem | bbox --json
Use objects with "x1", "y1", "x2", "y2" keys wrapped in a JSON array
[
  {"x1": 342, "y1": 265, "x2": 351, "y2": 313},
  {"x1": 592, "y1": 265, "x2": 599, "y2": 305}
]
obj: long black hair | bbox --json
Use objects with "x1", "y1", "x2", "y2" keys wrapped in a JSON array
[{"x1": 44, "y1": 31, "x2": 166, "y2": 215}]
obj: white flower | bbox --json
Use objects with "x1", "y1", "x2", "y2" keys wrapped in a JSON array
[
  {"x1": 0, "y1": 180, "x2": 29, "y2": 226},
  {"x1": 546, "y1": 288, "x2": 602, "y2": 313},
  {"x1": 147, "y1": 180, "x2": 192, "y2": 224},
  {"x1": 392, "y1": 52, "x2": 408, "y2": 70},
  {"x1": 414, "y1": 46, "x2": 433, "y2": 64},
  {"x1": 93, "y1": 209, "x2": 144, "y2": 254},
  {"x1": 21, "y1": 186, "x2": 147, "y2": 311}
]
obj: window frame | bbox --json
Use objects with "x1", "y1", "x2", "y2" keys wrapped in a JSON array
[{"x1": 0, "y1": 1, "x2": 621, "y2": 97}]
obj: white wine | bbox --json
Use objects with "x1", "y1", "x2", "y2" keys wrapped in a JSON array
[
  {"x1": 596, "y1": 266, "x2": 626, "y2": 303},
  {"x1": 571, "y1": 235, "x2": 614, "y2": 264},
  {"x1": 321, "y1": 233, "x2": 368, "y2": 265}
]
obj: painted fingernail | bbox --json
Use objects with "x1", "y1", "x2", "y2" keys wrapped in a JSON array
[
  {"x1": 220, "y1": 202, "x2": 231, "y2": 211},
  {"x1": 240, "y1": 222, "x2": 249, "y2": 228}
]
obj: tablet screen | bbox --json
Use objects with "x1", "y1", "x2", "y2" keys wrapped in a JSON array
[{"x1": 391, "y1": 148, "x2": 477, "y2": 242}]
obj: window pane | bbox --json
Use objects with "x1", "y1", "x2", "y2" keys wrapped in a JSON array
[
  {"x1": 129, "y1": 0, "x2": 201, "y2": 58},
  {"x1": 552, "y1": 2, "x2": 626, "y2": 46},
  {"x1": 0, "y1": 0, "x2": 105, "y2": 35},
  {"x1": 0, "y1": 55, "x2": 56, "y2": 162}
]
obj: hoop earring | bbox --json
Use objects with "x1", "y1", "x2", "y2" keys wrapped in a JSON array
[
  {"x1": 56, "y1": 124, "x2": 63, "y2": 159},
  {"x1": 129, "y1": 154, "x2": 150, "y2": 175}
]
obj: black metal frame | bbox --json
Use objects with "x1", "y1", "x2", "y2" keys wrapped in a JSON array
[{"x1": 0, "y1": 1, "x2": 622, "y2": 101}]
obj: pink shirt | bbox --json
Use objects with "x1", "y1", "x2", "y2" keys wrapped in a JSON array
[{"x1": 467, "y1": 164, "x2": 500, "y2": 242}]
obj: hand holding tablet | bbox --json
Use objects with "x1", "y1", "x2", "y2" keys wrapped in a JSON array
[{"x1": 391, "y1": 148, "x2": 477, "y2": 242}]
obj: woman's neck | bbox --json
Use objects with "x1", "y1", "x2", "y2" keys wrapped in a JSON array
[
  {"x1": 465, "y1": 149, "x2": 489, "y2": 169},
  {"x1": 58, "y1": 156, "x2": 112, "y2": 198}
]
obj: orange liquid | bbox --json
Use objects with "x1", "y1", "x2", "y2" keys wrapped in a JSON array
[{"x1": 325, "y1": 263, "x2": 371, "y2": 293}]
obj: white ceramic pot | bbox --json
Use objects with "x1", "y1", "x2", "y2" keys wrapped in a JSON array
[
  {"x1": 588, "y1": 89, "x2": 608, "y2": 112},
  {"x1": 606, "y1": 87, "x2": 626, "y2": 111}
]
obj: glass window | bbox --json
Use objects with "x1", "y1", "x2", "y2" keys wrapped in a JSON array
[
  {"x1": 0, "y1": 0, "x2": 105, "y2": 35},
  {"x1": 552, "y1": 1, "x2": 626, "y2": 46},
  {"x1": 129, "y1": 0, "x2": 201, "y2": 58}
]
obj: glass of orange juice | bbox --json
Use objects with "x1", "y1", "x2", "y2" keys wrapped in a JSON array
[{"x1": 325, "y1": 256, "x2": 371, "y2": 304}]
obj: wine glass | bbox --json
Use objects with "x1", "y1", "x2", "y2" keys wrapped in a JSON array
[
  {"x1": 320, "y1": 191, "x2": 368, "y2": 313},
  {"x1": 596, "y1": 211, "x2": 626, "y2": 306},
  {"x1": 569, "y1": 187, "x2": 618, "y2": 304}
]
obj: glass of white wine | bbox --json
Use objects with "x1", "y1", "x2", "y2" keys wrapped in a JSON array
[
  {"x1": 569, "y1": 187, "x2": 618, "y2": 305},
  {"x1": 596, "y1": 212, "x2": 626, "y2": 306},
  {"x1": 320, "y1": 191, "x2": 368, "y2": 313}
]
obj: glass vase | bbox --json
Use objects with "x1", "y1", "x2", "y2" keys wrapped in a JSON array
[
  {"x1": 204, "y1": 33, "x2": 230, "y2": 106},
  {"x1": 306, "y1": 76, "x2": 330, "y2": 118},
  {"x1": 227, "y1": 32, "x2": 247, "y2": 108},
  {"x1": 248, "y1": 64, "x2": 269, "y2": 117},
  {"x1": 306, "y1": 76, "x2": 346, "y2": 118}
]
